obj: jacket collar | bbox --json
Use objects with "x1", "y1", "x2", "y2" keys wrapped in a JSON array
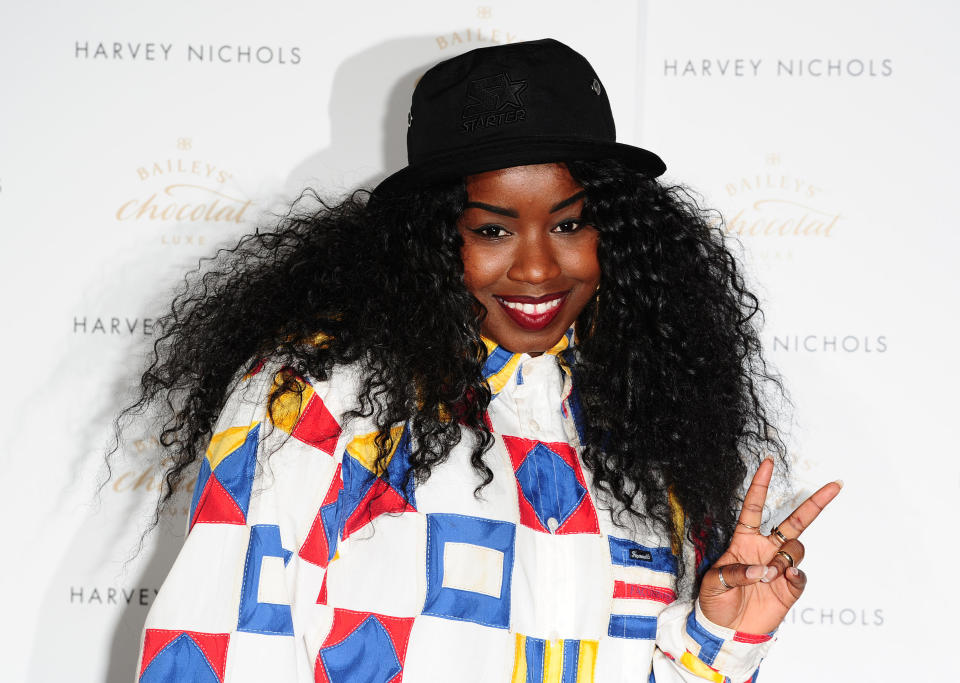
[{"x1": 481, "y1": 327, "x2": 575, "y2": 397}]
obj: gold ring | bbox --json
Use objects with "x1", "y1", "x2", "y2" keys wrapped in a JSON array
[
  {"x1": 770, "y1": 525, "x2": 789, "y2": 546},
  {"x1": 775, "y1": 550, "x2": 795, "y2": 567},
  {"x1": 717, "y1": 566, "x2": 733, "y2": 590},
  {"x1": 737, "y1": 521, "x2": 761, "y2": 532}
]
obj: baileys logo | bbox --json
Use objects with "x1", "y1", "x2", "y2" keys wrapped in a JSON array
[
  {"x1": 715, "y1": 154, "x2": 842, "y2": 260},
  {"x1": 111, "y1": 435, "x2": 196, "y2": 519},
  {"x1": 115, "y1": 138, "x2": 253, "y2": 227}
]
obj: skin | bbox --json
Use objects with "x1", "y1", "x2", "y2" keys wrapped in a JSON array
[
  {"x1": 457, "y1": 163, "x2": 600, "y2": 356},
  {"x1": 698, "y1": 459, "x2": 843, "y2": 633},
  {"x1": 457, "y1": 162, "x2": 842, "y2": 634}
]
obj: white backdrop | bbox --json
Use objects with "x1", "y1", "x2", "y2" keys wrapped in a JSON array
[{"x1": 1, "y1": 1, "x2": 958, "y2": 681}]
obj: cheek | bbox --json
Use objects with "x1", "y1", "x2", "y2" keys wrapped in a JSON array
[
  {"x1": 460, "y1": 244, "x2": 503, "y2": 295},
  {"x1": 563, "y1": 235, "x2": 602, "y2": 283}
]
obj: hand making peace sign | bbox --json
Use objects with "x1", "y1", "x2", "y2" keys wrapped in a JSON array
[{"x1": 697, "y1": 458, "x2": 843, "y2": 635}]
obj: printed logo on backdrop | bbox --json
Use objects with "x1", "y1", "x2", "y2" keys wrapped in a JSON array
[
  {"x1": 770, "y1": 334, "x2": 887, "y2": 354},
  {"x1": 63, "y1": 436, "x2": 194, "y2": 607},
  {"x1": 73, "y1": 316, "x2": 163, "y2": 336},
  {"x1": 114, "y1": 138, "x2": 253, "y2": 247},
  {"x1": 716, "y1": 153, "x2": 841, "y2": 262},
  {"x1": 109, "y1": 434, "x2": 197, "y2": 518},
  {"x1": 70, "y1": 585, "x2": 160, "y2": 607},
  {"x1": 436, "y1": 6, "x2": 518, "y2": 50},
  {"x1": 74, "y1": 41, "x2": 301, "y2": 65},
  {"x1": 661, "y1": 57, "x2": 893, "y2": 78},
  {"x1": 784, "y1": 604, "x2": 885, "y2": 627},
  {"x1": 719, "y1": 156, "x2": 888, "y2": 356}
]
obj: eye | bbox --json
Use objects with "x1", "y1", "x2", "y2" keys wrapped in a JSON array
[
  {"x1": 552, "y1": 219, "x2": 584, "y2": 234},
  {"x1": 470, "y1": 224, "x2": 511, "y2": 239}
]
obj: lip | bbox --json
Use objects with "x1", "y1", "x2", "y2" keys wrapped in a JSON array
[{"x1": 493, "y1": 291, "x2": 568, "y2": 331}]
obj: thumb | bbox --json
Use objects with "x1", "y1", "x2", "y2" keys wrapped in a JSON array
[{"x1": 703, "y1": 563, "x2": 779, "y2": 596}]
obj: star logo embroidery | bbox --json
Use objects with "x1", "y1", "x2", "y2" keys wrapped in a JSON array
[{"x1": 462, "y1": 73, "x2": 527, "y2": 118}]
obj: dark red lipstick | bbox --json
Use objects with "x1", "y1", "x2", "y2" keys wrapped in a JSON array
[{"x1": 493, "y1": 291, "x2": 569, "y2": 331}]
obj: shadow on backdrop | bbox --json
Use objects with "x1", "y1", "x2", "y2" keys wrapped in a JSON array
[{"x1": 284, "y1": 36, "x2": 455, "y2": 197}]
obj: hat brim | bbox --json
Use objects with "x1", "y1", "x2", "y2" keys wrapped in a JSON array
[{"x1": 372, "y1": 136, "x2": 666, "y2": 199}]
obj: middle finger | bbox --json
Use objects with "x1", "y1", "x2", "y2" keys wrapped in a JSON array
[{"x1": 774, "y1": 480, "x2": 843, "y2": 540}]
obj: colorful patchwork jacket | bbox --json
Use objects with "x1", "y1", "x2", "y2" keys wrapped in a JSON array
[{"x1": 137, "y1": 331, "x2": 775, "y2": 682}]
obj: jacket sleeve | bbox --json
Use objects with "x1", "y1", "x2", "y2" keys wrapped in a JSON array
[
  {"x1": 136, "y1": 361, "x2": 357, "y2": 683},
  {"x1": 653, "y1": 597, "x2": 776, "y2": 683}
]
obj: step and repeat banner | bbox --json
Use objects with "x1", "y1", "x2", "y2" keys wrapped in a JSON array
[{"x1": 1, "y1": 1, "x2": 956, "y2": 681}]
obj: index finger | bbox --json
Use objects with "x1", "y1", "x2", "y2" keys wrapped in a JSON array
[
  {"x1": 774, "y1": 480, "x2": 843, "y2": 540},
  {"x1": 736, "y1": 457, "x2": 774, "y2": 532}
]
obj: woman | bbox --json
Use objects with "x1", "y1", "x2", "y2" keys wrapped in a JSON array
[{"x1": 128, "y1": 39, "x2": 840, "y2": 682}]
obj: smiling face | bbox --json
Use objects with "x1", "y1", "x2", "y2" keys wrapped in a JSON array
[{"x1": 457, "y1": 163, "x2": 601, "y2": 355}]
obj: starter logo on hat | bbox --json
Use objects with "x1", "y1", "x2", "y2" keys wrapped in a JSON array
[{"x1": 461, "y1": 72, "x2": 527, "y2": 133}]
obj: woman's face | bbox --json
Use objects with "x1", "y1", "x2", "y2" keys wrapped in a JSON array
[{"x1": 457, "y1": 163, "x2": 601, "y2": 355}]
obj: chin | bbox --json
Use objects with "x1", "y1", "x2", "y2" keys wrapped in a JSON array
[{"x1": 482, "y1": 319, "x2": 573, "y2": 355}]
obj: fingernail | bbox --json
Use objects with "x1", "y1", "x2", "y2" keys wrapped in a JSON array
[
  {"x1": 746, "y1": 565, "x2": 764, "y2": 580},
  {"x1": 760, "y1": 566, "x2": 778, "y2": 583},
  {"x1": 787, "y1": 567, "x2": 800, "y2": 578},
  {"x1": 833, "y1": 479, "x2": 844, "y2": 488}
]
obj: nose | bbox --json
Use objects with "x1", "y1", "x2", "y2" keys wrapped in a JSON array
[{"x1": 507, "y1": 234, "x2": 561, "y2": 284}]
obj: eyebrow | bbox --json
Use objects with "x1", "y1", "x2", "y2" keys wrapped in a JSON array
[{"x1": 464, "y1": 191, "x2": 586, "y2": 218}]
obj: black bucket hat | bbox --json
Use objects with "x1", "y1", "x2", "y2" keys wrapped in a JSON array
[{"x1": 373, "y1": 38, "x2": 666, "y2": 198}]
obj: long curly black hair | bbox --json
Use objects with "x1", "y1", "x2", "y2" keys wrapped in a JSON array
[{"x1": 115, "y1": 158, "x2": 788, "y2": 573}]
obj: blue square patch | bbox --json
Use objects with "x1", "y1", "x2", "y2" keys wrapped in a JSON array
[{"x1": 423, "y1": 513, "x2": 516, "y2": 629}]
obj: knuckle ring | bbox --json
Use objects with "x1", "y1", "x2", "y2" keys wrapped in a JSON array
[
  {"x1": 717, "y1": 566, "x2": 733, "y2": 590},
  {"x1": 775, "y1": 549, "x2": 795, "y2": 567},
  {"x1": 770, "y1": 525, "x2": 789, "y2": 546}
]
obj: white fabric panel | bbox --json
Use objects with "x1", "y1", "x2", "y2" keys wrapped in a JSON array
[{"x1": 441, "y1": 542, "x2": 505, "y2": 598}]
